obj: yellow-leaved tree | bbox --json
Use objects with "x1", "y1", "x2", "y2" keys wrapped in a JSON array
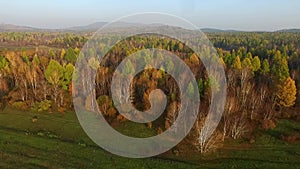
[
  {"x1": 276, "y1": 77, "x2": 297, "y2": 108},
  {"x1": 232, "y1": 56, "x2": 242, "y2": 70}
]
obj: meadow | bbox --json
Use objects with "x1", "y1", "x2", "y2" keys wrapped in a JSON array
[{"x1": 0, "y1": 107, "x2": 299, "y2": 169}]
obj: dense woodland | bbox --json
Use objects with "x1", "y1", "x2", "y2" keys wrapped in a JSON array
[{"x1": 0, "y1": 31, "x2": 299, "y2": 154}]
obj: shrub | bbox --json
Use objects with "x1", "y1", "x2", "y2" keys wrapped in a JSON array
[
  {"x1": 262, "y1": 119, "x2": 276, "y2": 130},
  {"x1": 32, "y1": 116, "x2": 38, "y2": 123},
  {"x1": 147, "y1": 122, "x2": 152, "y2": 129},
  {"x1": 107, "y1": 107, "x2": 117, "y2": 117},
  {"x1": 58, "y1": 107, "x2": 66, "y2": 114},
  {"x1": 116, "y1": 114, "x2": 127, "y2": 122},
  {"x1": 11, "y1": 101, "x2": 28, "y2": 110},
  {"x1": 280, "y1": 133, "x2": 299, "y2": 143},
  {"x1": 32, "y1": 100, "x2": 52, "y2": 112}
]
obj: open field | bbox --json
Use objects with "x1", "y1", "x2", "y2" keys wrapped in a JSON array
[{"x1": 0, "y1": 107, "x2": 299, "y2": 169}]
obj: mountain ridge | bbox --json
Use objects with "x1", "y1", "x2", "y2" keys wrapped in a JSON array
[{"x1": 0, "y1": 22, "x2": 299, "y2": 33}]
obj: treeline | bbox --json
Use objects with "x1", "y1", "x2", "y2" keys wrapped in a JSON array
[
  {"x1": 0, "y1": 32, "x2": 299, "y2": 154},
  {"x1": 0, "y1": 32, "x2": 88, "y2": 51}
]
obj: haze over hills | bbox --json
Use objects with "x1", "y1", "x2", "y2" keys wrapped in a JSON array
[
  {"x1": 200, "y1": 28, "x2": 241, "y2": 33},
  {"x1": 0, "y1": 22, "x2": 300, "y2": 33},
  {"x1": 0, "y1": 22, "x2": 148, "y2": 32},
  {"x1": 0, "y1": 23, "x2": 63, "y2": 32},
  {"x1": 275, "y1": 29, "x2": 300, "y2": 33},
  {"x1": 0, "y1": 23, "x2": 38, "y2": 32},
  {"x1": 66, "y1": 21, "x2": 146, "y2": 31}
]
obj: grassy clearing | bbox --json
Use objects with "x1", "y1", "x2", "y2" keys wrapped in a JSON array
[
  {"x1": 0, "y1": 107, "x2": 300, "y2": 168},
  {"x1": 0, "y1": 107, "x2": 197, "y2": 169}
]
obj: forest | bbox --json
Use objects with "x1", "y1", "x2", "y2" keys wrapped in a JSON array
[{"x1": 0, "y1": 30, "x2": 299, "y2": 168}]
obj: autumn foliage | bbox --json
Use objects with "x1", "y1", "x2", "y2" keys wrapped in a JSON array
[
  {"x1": 0, "y1": 31, "x2": 299, "y2": 154},
  {"x1": 276, "y1": 77, "x2": 297, "y2": 108}
]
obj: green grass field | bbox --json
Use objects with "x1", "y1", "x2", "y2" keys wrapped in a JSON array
[{"x1": 0, "y1": 107, "x2": 300, "y2": 169}]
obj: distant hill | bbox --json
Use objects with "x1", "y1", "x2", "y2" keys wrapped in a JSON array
[
  {"x1": 65, "y1": 22, "x2": 107, "y2": 31},
  {"x1": 0, "y1": 24, "x2": 37, "y2": 32},
  {"x1": 200, "y1": 28, "x2": 241, "y2": 33},
  {"x1": 66, "y1": 21, "x2": 145, "y2": 31},
  {"x1": 276, "y1": 29, "x2": 300, "y2": 33},
  {"x1": 201, "y1": 28, "x2": 300, "y2": 33},
  {"x1": 0, "y1": 23, "x2": 63, "y2": 32}
]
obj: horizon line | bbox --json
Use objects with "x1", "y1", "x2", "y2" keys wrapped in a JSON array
[{"x1": 0, "y1": 22, "x2": 299, "y2": 32}]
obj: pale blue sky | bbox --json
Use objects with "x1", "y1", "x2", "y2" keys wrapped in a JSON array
[{"x1": 0, "y1": 0, "x2": 299, "y2": 31}]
